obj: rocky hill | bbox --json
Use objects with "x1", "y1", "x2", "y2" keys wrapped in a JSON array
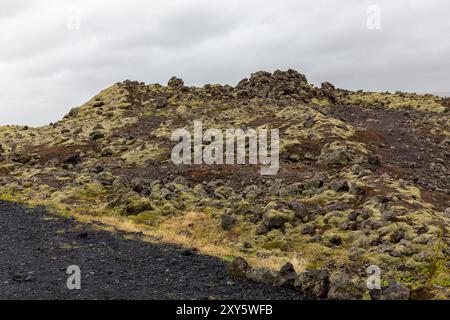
[{"x1": 0, "y1": 69, "x2": 449, "y2": 299}]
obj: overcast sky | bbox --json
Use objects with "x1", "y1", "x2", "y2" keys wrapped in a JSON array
[{"x1": 1, "y1": 0, "x2": 449, "y2": 126}]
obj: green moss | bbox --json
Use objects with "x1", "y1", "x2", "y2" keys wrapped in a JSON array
[
  {"x1": 158, "y1": 203, "x2": 177, "y2": 216},
  {"x1": 419, "y1": 233, "x2": 450, "y2": 287},
  {"x1": 123, "y1": 197, "x2": 153, "y2": 215},
  {"x1": 74, "y1": 183, "x2": 106, "y2": 201},
  {"x1": 262, "y1": 240, "x2": 283, "y2": 250},
  {"x1": 340, "y1": 92, "x2": 445, "y2": 112},
  {"x1": 131, "y1": 210, "x2": 163, "y2": 226}
]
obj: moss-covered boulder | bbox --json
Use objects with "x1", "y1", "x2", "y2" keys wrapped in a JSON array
[
  {"x1": 263, "y1": 209, "x2": 295, "y2": 229},
  {"x1": 124, "y1": 197, "x2": 153, "y2": 215}
]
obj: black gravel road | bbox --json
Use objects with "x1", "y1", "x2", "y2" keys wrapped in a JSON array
[{"x1": 0, "y1": 201, "x2": 299, "y2": 300}]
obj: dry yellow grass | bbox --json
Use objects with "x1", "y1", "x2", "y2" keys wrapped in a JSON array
[{"x1": 69, "y1": 210, "x2": 306, "y2": 272}]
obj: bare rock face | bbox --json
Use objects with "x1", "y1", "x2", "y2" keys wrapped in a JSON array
[
  {"x1": 246, "y1": 267, "x2": 278, "y2": 286},
  {"x1": 63, "y1": 152, "x2": 82, "y2": 165},
  {"x1": 319, "y1": 149, "x2": 351, "y2": 166},
  {"x1": 89, "y1": 130, "x2": 105, "y2": 141},
  {"x1": 321, "y1": 81, "x2": 337, "y2": 103},
  {"x1": 221, "y1": 214, "x2": 236, "y2": 231},
  {"x1": 227, "y1": 257, "x2": 250, "y2": 279},
  {"x1": 274, "y1": 263, "x2": 297, "y2": 288},
  {"x1": 368, "y1": 155, "x2": 382, "y2": 166},
  {"x1": 294, "y1": 269, "x2": 330, "y2": 298},
  {"x1": 445, "y1": 208, "x2": 450, "y2": 218},
  {"x1": 155, "y1": 96, "x2": 169, "y2": 109},
  {"x1": 11, "y1": 152, "x2": 34, "y2": 164},
  {"x1": 327, "y1": 272, "x2": 365, "y2": 300},
  {"x1": 287, "y1": 200, "x2": 307, "y2": 219},
  {"x1": 370, "y1": 282, "x2": 411, "y2": 300},
  {"x1": 263, "y1": 209, "x2": 295, "y2": 229}
]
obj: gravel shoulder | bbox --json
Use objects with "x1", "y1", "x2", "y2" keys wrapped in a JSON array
[{"x1": 0, "y1": 201, "x2": 299, "y2": 300}]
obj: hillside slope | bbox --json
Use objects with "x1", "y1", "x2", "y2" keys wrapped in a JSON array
[
  {"x1": 0, "y1": 70, "x2": 449, "y2": 299},
  {"x1": 0, "y1": 200, "x2": 299, "y2": 299}
]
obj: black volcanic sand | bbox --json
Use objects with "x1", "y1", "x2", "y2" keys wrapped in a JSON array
[{"x1": 0, "y1": 200, "x2": 300, "y2": 300}]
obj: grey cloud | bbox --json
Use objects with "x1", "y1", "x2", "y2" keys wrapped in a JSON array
[
  {"x1": 0, "y1": 0, "x2": 30, "y2": 18},
  {"x1": 0, "y1": 0, "x2": 449, "y2": 126}
]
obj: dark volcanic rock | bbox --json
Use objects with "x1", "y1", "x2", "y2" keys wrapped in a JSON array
[
  {"x1": 275, "y1": 263, "x2": 297, "y2": 288},
  {"x1": 11, "y1": 153, "x2": 32, "y2": 164},
  {"x1": 89, "y1": 131, "x2": 105, "y2": 141},
  {"x1": 63, "y1": 152, "x2": 82, "y2": 165},
  {"x1": 246, "y1": 268, "x2": 277, "y2": 286},
  {"x1": 370, "y1": 282, "x2": 410, "y2": 300},
  {"x1": 167, "y1": 76, "x2": 184, "y2": 89},
  {"x1": 227, "y1": 257, "x2": 250, "y2": 279},
  {"x1": 234, "y1": 69, "x2": 313, "y2": 100},
  {"x1": 328, "y1": 272, "x2": 365, "y2": 300},
  {"x1": 368, "y1": 155, "x2": 382, "y2": 166},
  {"x1": 221, "y1": 214, "x2": 236, "y2": 231},
  {"x1": 294, "y1": 269, "x2": 330, "y2": 298}
]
